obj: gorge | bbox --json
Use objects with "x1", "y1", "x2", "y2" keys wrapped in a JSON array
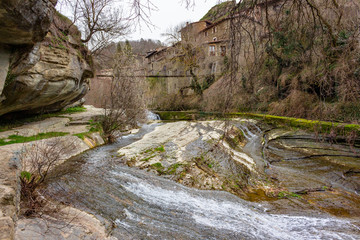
[{"x1": 0, "y1": 0, "x2": 360, "y2": 239}]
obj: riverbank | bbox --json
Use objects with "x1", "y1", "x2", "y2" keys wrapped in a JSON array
[
  {"x1": 0, "y1": 105, "x2": 106, "y2": 240},
  {"x1": 3, "y1": 110, "x2": 360, "y2": 239}
]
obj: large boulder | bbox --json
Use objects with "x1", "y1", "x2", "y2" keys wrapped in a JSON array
[
  {"x1": 0, "y1": 0, "x2": 55, "y2": 45},
  {"x1": 0, "y1": 1, "x2": 93, "y2": 116}
]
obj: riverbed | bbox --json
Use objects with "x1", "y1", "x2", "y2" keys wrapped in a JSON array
[{"x1": 44, "y1": 119, "x2": 360, "y2": 239}]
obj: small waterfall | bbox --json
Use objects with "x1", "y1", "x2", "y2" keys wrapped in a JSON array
[
  {"x1": 248, "y1": 122, "x2": 262, "y2": 133},
  {"x1": 146, "y1": 110, "x2": 161, "y2": 121},
  {"x1": 237, "y1": 124, "x2": 257, "y2": 140}
]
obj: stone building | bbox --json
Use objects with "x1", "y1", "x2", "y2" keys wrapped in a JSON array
[{"x1": 146, "y1": 18, "x2": 231, "y2": 78}]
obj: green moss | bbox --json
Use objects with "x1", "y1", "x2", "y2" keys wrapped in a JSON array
[
  {"x1": 142, "y1": 145, "x2": 166, "y2": 154},
  {"x1": 278, "y1": 191, "x2": 302, "y2": 199},
  {"x1": 73, "y1": 133, "x2": 87, "y2": 140},
  {"x1": 151, "y1": 162, "x2": 163, "y2": 168},
  {"x1": 200, "y1": 1, "x2": 233, "y2": 22},
  {"x1": 155, "y1": 111, "x2": 204, "y2": 120},
  {"x1": 73, "y1": 125, "x2": 99, "y2": 140},
  {"x1": 151, "y1": 162, "x2": 165, "y2": 174},
  {"x1": 142, "y1": 148, "x2": 153, "y2": 154},
  {"x1": 154, "y1": 145, "x2": 165, "y2": 152},
  {"x1": 141, "y1": 155, "x2": 156, "y2": 162},
  {"x1": 155, "y1": 111, "x2": 360, "y2": 135},
  {"x1": 166, "y1": 163, "x2": 182, "y2": 175},
  {"x1": 0, "y1": 132, "x2": 69, "y2": 146},
  {"x1": 4, "y1": 72, "x2": 16, "y2": 88},
  {"x1": 229, "y1": 112, "x2": 360, "y2": 135},
  {"x1": 55, "y1": 11, "x2": 73, "y2": 26}
]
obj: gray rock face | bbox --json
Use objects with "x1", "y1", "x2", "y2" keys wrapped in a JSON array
[
  {"x1": 0, "y1": 0, "x2": 55, "y2": 45},
  {"x1": 0, "y1": 1, "x2": 93, "y2": 116},
  {"x1": 0, "y1": 45, "x2": 10, "y2": 99},
  {"x1": 0, "y1": 30, "x2": 92, "y2": 115}
]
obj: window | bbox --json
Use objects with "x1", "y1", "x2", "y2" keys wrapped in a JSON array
[
  {"x1": 213, "y1": 37, "x2": 217, "y2": 41},
  {"x1": 220, "y1": 46, "x2": 226, "y2": 56},
  {"x1": 209, "y1": 45, "x2": 215, "y2": 56},
  {"x1": 204, "y1": 31, "x2": 208, "y2": 37},
  {"x1": 213, "y1": 27, "x2": 217, "y2": 33}
]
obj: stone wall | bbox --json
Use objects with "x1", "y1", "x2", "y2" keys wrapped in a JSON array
[{"x1": 85, "y1": 70, "x2": 112, "y2": 108}]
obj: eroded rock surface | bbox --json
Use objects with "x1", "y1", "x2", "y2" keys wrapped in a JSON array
[
  {"x1": 0, "y1": 106, "x2": 104, "y2": 239},
  {"x1": 0, "y1": 1, "x2": 93, "y2": 116},
  {"x1": 15, "y1": 207, "x2": 115, "y2": 240},
  {"x1": 263, "y1": 128, "x2": 360, "y2": 218},
  {"x1": 0, "y1": 24, "x2": 92, "y2": 116},
  {"x1": 118, "y1": 120, "x2": 265, "y2": 196},
  {"x1": 0, "y1": 0, "x2": 55, "y2": 45},
  {"x1": 43, "y1": 119, "x2": 360, "y2": 239}
]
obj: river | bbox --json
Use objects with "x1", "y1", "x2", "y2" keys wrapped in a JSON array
[{"x1": 45, "y1": 120, "x2": 360, "y2": 239}]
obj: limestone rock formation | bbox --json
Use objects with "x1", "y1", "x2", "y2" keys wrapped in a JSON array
[
  {"x1": 0, "y1": 0, "x2": 55, "y2": 45},
  {"x1": 0, "y1": 0, "x2": 93, "y2": 116}
]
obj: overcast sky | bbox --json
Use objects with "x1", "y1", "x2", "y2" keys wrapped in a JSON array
[
  {"x1": 57, "y1": 0, "x2": 227, "y2": 43},
  {"x1": 127, "y1": 0, "x2": 224, "y2": 42}
]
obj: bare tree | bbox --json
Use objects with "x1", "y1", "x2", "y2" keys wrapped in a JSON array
[
  {"x1": 100, "y1": 41, "x2": 146, "y2": 143},
  {"x1": 223, "y1": 0, "x2": 360, "y2": 120},
  {"x1": 57, "y1": 0, "x2": 129, "y2": 54}
]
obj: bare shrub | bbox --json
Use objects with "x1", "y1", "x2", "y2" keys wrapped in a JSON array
[
  {"x1": 100, "y1": 42, "x2": 145, "y2": 143},
  {"x1": 19, "y1": 138, "x2": 75, "y2": 216},
  {"x1": 225, "y1": 0, "x2": 360, "y2": 120},
  {"x1": 269, "y1": 90, "x2": 317, "y2": 118}
]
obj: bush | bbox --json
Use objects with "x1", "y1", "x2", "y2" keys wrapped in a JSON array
[{"x1": 19, "y1": 138, "x2": 74, "y2": 216}]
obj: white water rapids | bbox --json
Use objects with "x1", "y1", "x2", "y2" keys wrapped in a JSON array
[
  {"x1": 46, "y1": 121, "x2": 360, "y2": 240},
  {"x1": 111, "y1": 170, "x2": 359, "y2": 240}
]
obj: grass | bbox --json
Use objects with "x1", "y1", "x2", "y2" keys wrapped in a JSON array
[
  {"x1": 73, "y1": 132, "x2": 90, "y2": 140},
  {"x1": 0, "y1": 106, "x2": 87, "y2": 132},
  {"x1": 59, "y1": 106, "x2": 87, "y2": 114},
  {"x1": 73, "y1": 120, "x2": 102, "y2": 140},
  {"x1": 0, "y1": 132, "x2": 69, "y2": 146}
]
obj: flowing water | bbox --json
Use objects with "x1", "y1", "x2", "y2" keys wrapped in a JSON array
[{"x1": 46, "y1": 121, "x2": 360, "y2": 239}]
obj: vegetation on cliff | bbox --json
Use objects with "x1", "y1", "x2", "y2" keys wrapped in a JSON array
[
  {"x1": 222, "y1": 0, "x2": 360, "y2": 122},
  {"x1": 160, "y1": 0, "x2": 360, "y2": 124},
  {"x1": 200, "y1": 1, "x2": 234, "y2": 22}
]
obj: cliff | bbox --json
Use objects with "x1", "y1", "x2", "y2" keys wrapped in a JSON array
[
  {"x1": 200, "y1": 1, "x2": 234, "y2": 22},
  {"x1": 0, "y1": 0, "x2": 93, "y2": 117}
]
